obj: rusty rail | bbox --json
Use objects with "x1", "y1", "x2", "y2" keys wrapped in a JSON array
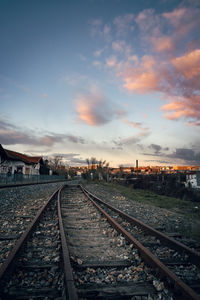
[
  {"x1": 0, "y1": 186, "x2": 61, "y2": 283},
  {"x1": 81, "y1": 186, "x2": 200, "y2": 266},
  {"x1": 80, "y1": 185, "x2": 200, "y2": 300},
  {"x1": 58, "y1": 185, "x2": 78, "y2": 300}
]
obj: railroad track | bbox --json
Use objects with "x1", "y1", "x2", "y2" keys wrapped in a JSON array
[
  {"x1": 0, "y1": 184, "x2": 199, "y2": 299},
  {"x1": 60, "y1": 185, "x2": 158, "y2": 299},
  {"x1": 0, "y1": 186, "x2": 66, "y2": 299},
  {"x1": 0, "y1": 183, "x2": 65, "y2": 268},
  {"x1": 81, "y1": 185, "x2": 200, "y2": 300}
]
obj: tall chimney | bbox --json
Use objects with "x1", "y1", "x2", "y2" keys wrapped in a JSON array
[{"x1": 136, "y1": 159, "x2": 138, "y2": 169}]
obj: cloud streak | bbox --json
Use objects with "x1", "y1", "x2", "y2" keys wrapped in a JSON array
[
  {"x1": 0, "y1": 118, "x2": 85, "y2": 147},
  {"x1": 113, "y1": 120, "x2": 150, "y2": 149},
  {"x1": 50, "y1": 153, "x2": 86, "y2": 166},
  {"x1": 168, "y1": 148, "x2": 200, "y2": 165},
  {"x1": 141, "y1": 144, "x2": 200, "y2": 165}
]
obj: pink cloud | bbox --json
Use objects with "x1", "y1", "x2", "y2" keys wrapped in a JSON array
[
  {"x1": 123, "y1": 71, "x2": 158, "y2": 93},
  {"x1": 76, "y1": 94, "x2": 104, "y2": 126},
  {"x1": 92, "y1": 7, "x2": 200, "y2": 125},
  {"x1": 111, "y1": 9, "x2": 200, "y2": 124},
  {"x1": 161, "y1": 95, "x2": 200, "y2": 122},
  {"x1": 122, "y1": 119, "x2": 143, "y2": 129},
  {"x1": 152, "y1": 36, "x2": 174, "y2": 52},
  {"x1": 172, "y1": 49, "x2": 200, "y2": 79},
  {"x1": 122, "y1": 119, "x2": 150, "y2": 140},
  {"x1": 161, "y1": 101, "x2": 188, "y2": 120},
  {"x1": 163, "y1": 7, "x2": 200, "y2": 36},
  {"x1": 75, "y1": 88, "x2": 126, "y2": 126},
  {"x1": 121, "y1": 55, "x2": 159, "y2": 93},
  {"x1": 163, "y1": 8, "x2": 187, "y2": 27}
]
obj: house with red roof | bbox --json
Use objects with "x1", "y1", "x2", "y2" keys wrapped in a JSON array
[{"x1": 0, "y1": 144, "x2": 44, "y2": 175}]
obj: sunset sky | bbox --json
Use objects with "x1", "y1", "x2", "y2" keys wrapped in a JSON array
[{"x1": 1, "y1": 0, "x2": 200, "y2": 167}]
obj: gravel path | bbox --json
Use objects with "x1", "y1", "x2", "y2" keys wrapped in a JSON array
[
  {"x1": 85, "y1": 183, "x2": 200, "y2": 245},
  {"x1": 0, "y1": 182, "x2": 65, "y2": 265}
]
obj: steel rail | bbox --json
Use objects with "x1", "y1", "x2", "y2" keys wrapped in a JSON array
[
  {"x1": 82, "y1": 186, "x2": 200, "y2": 266},
  {"x1": 0, "y1": 186, "x2": 62, "y2": 284},
  {"x1": 80, "y1": 185, "x2": 200, "y2": 300},
  {"x1": 58, "y1": 185, "x2": 78, "y2": 300}
]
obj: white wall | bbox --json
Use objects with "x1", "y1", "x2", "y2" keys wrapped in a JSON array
[
  {"x1": 185, "y1": 174, "x2": 200, "y2": 189},
  {"x1": 0, "y1": 159, "x2": 40, "y2": 175}
]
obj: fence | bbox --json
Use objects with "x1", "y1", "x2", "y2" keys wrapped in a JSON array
[{"x1": 0, "y1": 174, "x2": 66, "y2": 186}]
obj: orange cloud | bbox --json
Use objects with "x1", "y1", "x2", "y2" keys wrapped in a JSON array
[
  {"x1": 172, "y1": 49, "x2": 200, "y2": 79},
  {"x1": 122, "y1": 119, "x2": 150, "y2": 141},
  {"x1": 121, "y1": 55, "x2": 159, "y2": 93},
  {"x1": 163, "y1": 8, "x2": 187, "y2": 27},
  {"x1": 75, "y1": 88, "x2": 126, "y2": 126},
  {"x1": 161, "y1": 95, "x2": 200, "y2": 122},
  {"x1": 122, "y1": 119, "x2": 143, "y2": 128},
  {"x1": 76, "y1": 100, "x2": 98, "y2": 126},
  {"x1": 94, "y1": 7, "x2": 200, "y2": 125},
  {"x1": 163, "y1": 7, "x2": 200, "y2": 37},
  {"x1": 152, "y1": 36, "x2": 174, "y2": 52},
  {"x1": 123, "y1": 71, "x2": 158, "y2": 93},
  {"x1": 119, "y1": 47, "x2": 200, "y2": 124}
]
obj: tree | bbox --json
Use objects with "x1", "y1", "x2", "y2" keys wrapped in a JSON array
[
  {"x1": 84, "y1": 157, "x2": 110, "y2": 181},
  {"x1": 119, "y1": 164, "x2": 124, "y2": 177},
  {"x1": 49, "y1": 155, "x2": 63, "y2": 174},
  {"x1": 97, "y1": 159, "x2": 106, "y2": 180},
  {"x1": 86, "y1": 158, "x2": 90, "y2": 169},
  {"x1": 91, "y1": 157, "x2": 97, "y2": 170}
]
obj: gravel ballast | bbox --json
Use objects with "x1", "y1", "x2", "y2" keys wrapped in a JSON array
[
  {"x1": 85, "y1": 183, "x2": 200, "y2": 245},
  {"x1": 0, "y1": 182, "x2": 65, "y2": 265}
]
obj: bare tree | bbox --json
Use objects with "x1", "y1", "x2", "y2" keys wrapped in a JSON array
[
  {"x1": 97, "y1": 159, "x2": 110, "y2": 181},
  {"x1": 105, "y1": 162, "x2": 110, "y2": 182},
  {"x1": 90, "y1": 157, "x2": 97, "y2": 170},
  {"x1": 84, "y1": 157, "x2": 110, "y2": 181},
  {"x1": 86, "y1": 158, "x2": 90, "y2": 169},
  {"x1": 119, "y1": 164, "x2": 124, "y2": 177},
  {"x1": 49, "y1": 155, "x2": 63, "y2": 172}
]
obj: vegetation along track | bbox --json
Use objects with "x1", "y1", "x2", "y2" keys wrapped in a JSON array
[
  {"x1": 0, "y1": 185, "x2": 66, "y2": 299},
  {"x1": 81, "y1": 185, "x2": 200, "y2": 300}
]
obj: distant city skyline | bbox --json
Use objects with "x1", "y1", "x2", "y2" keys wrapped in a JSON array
[{"x1": 1, "y1": 0, "x2": 200, "y2": 167}]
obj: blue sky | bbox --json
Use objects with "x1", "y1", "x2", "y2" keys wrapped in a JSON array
[{"x1": 1, "y1": 0, "x2": 200, "y2": 167}]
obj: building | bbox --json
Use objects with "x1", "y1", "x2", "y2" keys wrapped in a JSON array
[
  {"x1": 173, "y1": 166, "x2": 200, "y2": 172},
  {"x1": 185, "y1": 172, "x2": 200, "y2": 189},
  {"x1": 0, "y1": 144, "x2": 44, "y2": 175}
]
